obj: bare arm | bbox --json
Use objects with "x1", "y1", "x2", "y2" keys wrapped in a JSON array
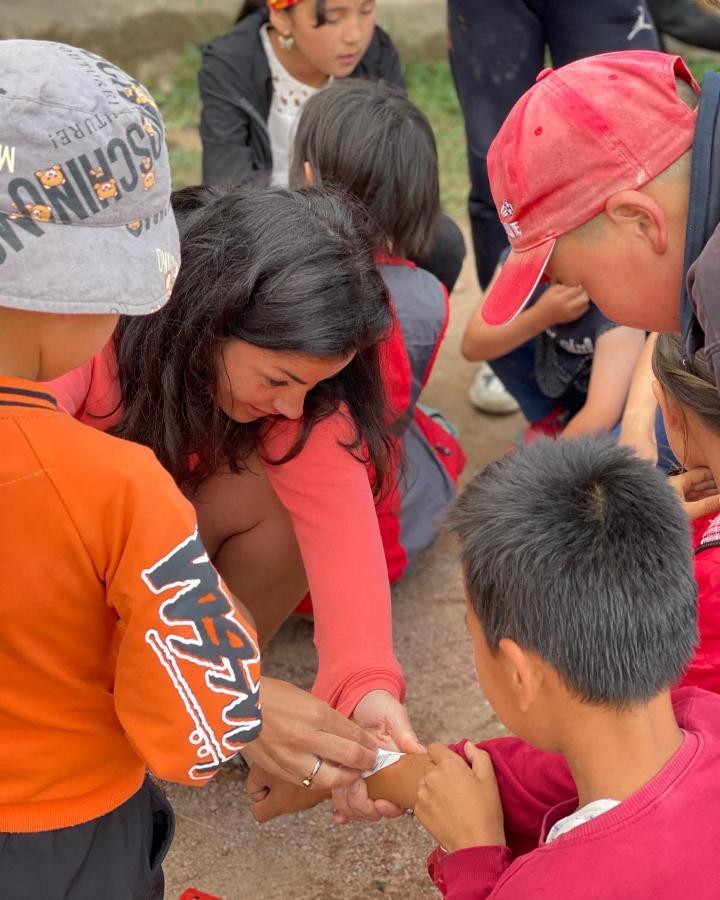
[
  {"x1": 248, "y1": 752, "x2": 433, "y2": 822},
  {"x1": 617, "y1": 333, "x2": 659, "y2": 463},
  {"x1": 563, "y1": 326, "x2": 646, "y2": 438},
  {"x1": 462, "y1": 269, "x2": 590, "y2": 362},
  {"x1": 462, "y1": 292, "x2": 549, "y2": 362}
]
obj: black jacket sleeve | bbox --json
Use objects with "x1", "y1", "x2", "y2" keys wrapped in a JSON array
[
  {"x1": 199, "y1": 45, "x2": 258, "y2": 186},
  {"x1": 353, "y1": 25, "x2": 406, "y2": 92},
  {"x1": 374, "y1": 25, "x2": 405, "y2": 91}
]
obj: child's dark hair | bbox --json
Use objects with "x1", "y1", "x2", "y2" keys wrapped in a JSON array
[
  {"x1": 451, "y1": 436, "x2": 698, "y2": 706},
  {"x1": 112, "y1": 184, "x2": 394, "y2": 494},
  {"x1": 237, "y1": 0, "x2": 328, "y2": 26},
  {"x1": 290, "y1": 79, "x2": 440, "y2": 259},
  {"x1": 652, "y1": 332, "x2": 720, "y2": 457}
]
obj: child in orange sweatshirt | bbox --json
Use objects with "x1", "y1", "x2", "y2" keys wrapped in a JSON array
[{"x1": 0, "y1": 41, "x2": 261, "y2": 898}]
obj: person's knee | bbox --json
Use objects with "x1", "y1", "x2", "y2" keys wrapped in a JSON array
[{"x1": 418, "y1": 213, "x2": 466, "y2": 293}]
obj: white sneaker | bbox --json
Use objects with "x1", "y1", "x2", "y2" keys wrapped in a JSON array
[{"x1": 467, "y1": 363, "x2": 520, "y2": 414}]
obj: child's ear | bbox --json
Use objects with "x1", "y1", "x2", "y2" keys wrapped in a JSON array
[
  {"x1": 653, "y1": 379, "x2": 679, "y2": 431},
  {"x1": 269, "y1": 8, "x2": 293, "y2": 38},
  {"x1": 497, "y1": 638, "x2": 543, "y2": 712},
  {"x1": 303, "y1": 160, "x2": 314, "y2": 187}
]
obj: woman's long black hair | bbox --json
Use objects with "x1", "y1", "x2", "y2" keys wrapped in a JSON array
[{"x1": 112, "y1": 184, "x2": 394, "y2": 494}]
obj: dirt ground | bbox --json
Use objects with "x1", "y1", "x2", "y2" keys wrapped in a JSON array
[{"x1": 163, "y1": 234, "x2": 526, "y2": 900}]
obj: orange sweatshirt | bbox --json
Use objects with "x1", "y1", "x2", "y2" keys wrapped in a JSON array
[{"x1": 0, "y1": 378, "x2": 261, "y2": 833}]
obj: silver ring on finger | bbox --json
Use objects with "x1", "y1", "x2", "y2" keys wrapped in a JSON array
[{"x1": 301, "y1": 757, "x2": 323, "y2": 788}]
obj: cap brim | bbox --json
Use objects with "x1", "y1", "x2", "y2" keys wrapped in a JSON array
[
  {"x1": 0, "y1": 205, "x2": 180, "y2": 317},
  {"x1": 481, "y1": 239, "x2": 556, "y2": 326}
]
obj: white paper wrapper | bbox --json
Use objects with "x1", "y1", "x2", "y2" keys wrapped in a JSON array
[{"x1": 362, "y1": 748, "x2": 405, "y2": 778}]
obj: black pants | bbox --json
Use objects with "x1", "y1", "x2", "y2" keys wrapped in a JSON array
[
  {"x1": 648, "y1": 0, "x2": 720, "y2": 51},
  {"x1": 448, "y1": 0, "x2": 661, "y2": 289},
  {"x1": 413, "y1": 211, "x2": 466, "y2": 294},
  {"x1": 0, "y1": 778, "x2": 175, "y2": 900}
]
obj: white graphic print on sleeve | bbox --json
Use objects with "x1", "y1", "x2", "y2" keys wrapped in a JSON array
[{"x1": 142, "y1": 528, "x2": 261, "y2": 780}]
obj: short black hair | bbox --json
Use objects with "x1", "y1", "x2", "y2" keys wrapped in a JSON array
[
  {"x1": 290, "y1": 79, "x2": 440, "y2": 259},
  {"x1": 451, "y1": 436, "x2": 698, "y2": 707}
]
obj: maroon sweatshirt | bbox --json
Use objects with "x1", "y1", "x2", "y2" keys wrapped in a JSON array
[{"x1": 429, "y1": 687, "x2": 720, "y2": 898}]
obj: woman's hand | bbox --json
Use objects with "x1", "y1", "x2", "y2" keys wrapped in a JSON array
[
  {"x1": 669, "y1": 467, "x2": 720, "y2": 520},
  {"x1": 331, "y1": 690, "x2": 424, "y2": 823},
  {"x1": 414, "y1": 743, "x2": 505, "y2": 853},
  {"x1": 240, "y1": 677, "x2": 378, "y2": 791}
]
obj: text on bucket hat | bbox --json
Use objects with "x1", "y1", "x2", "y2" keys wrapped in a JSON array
[
  {"x1": 0, "y1": 40, "x2": 180, "y2": 315},
  {"x1": 481, "y1": 51, "x2": 699, "y2": 327}
]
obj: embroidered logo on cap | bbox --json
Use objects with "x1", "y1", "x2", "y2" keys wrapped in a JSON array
[{"x1": 503, "y1": 221, "x2": 522, "y2": 239}]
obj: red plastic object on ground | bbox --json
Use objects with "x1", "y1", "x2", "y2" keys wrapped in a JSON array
[
  {"x1": 179, "y1": 890, "x2": 222, "y2": 900},
  {"x1": 521, "y1": 406, "x2": 567, "y2": 443}
]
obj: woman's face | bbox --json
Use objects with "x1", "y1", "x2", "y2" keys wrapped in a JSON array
[
  {"x1": 275, "y1": 0, "x2": 376, "y2": 78},
  {"x1": 216, "y1": 339, "x2": 354, "y2": 423}
]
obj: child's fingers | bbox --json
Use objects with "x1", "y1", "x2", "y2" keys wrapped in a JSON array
[
  {"x1": 467, "y1": 746, "x2": 495, "y2": 780},
  {"x1": 246, "y1": 767, "x2": 271, "y2": 802},
  {"x1": 463, "y1": 742, "x2": 481, "y2": 766},
  {"x1": 684, "y1": 466, "x2": 714, "y2": 485},
  {"x1": 427, "y1": 742, "x2": 459, "y2": 766},
  {"x1": 683, "y1": 494, "x2": 720, "y2": 520},
  {"x1": 373, "y1": 798, "x2": 406, "y2": 819},
  {"x1": 251, "y1": 794, "x2": 280, "y2": 823},
  {"x1": 331, "y1": 780, "x2": 383, "y2": 822}
]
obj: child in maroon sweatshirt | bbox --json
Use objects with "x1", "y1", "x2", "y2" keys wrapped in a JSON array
[
  {"x1": 417, "y1": 435, "x2": 720, "y2": 898},
  {"x1": 250, "y1": 435, "x2": 720, "y2": 898}
]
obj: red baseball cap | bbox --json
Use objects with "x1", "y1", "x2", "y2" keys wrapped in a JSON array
[{"x1": 482, "y1": 51, "x2": 699, "y2": 327}]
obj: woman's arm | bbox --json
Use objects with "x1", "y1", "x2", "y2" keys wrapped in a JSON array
[
  {"x1": 562, "y1": 326, "x2": 646, "y2": 439},
  {"x1": 261, "y1": 412, "x2": 406, "y2": 717},
  {"x1": 461, "y1": 272, "x2": 590, "y2": 362},
  {"x1": 617, "y1": 333, "x2": 660, "y2": 463}
]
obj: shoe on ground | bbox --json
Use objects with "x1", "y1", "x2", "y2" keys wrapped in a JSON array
[{"x1": 467, "y1": 363, "x2": 520, "y2": 415}]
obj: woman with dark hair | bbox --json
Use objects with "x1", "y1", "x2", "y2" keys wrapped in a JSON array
[
  {"x1": 291, "y1": 79, "x2": 466, "y2": 587},
  {"x1": 199, "y1": 0, "x2": 465, "y2": 292},
  {"x1": 50, "y1": 185, "x2": 422, "y2": 810}
]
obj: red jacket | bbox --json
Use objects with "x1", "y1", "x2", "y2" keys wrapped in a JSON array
[
  {"x1": 429, "y1": 688, "x2": 720, "y2": 898},
  {"x1": 682, "y1": 513, "x2": 720, "y2": 693}
]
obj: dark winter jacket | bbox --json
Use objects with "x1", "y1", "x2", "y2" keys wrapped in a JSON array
[{"x1": 199, "y1": 9, "x2": 405, "y2": 185}]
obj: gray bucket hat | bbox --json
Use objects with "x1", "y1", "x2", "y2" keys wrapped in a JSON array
[{"x1": 0, "y1": 40, "x2": 180, "y2": 315}]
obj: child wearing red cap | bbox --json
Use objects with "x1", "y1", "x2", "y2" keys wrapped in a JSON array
[{"x1": 479, "y1": 52, "x2": 720, "y2": 396}]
